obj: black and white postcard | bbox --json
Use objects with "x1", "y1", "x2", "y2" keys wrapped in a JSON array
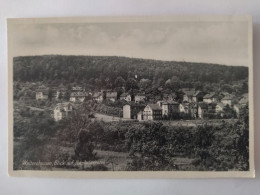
[{"x1": 8, "y1": 16, "x2": 254, "y2": 178}]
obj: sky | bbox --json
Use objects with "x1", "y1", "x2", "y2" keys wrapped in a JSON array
[{"x1": 9, "y1": 20, "x2": 249, "y2": 66}]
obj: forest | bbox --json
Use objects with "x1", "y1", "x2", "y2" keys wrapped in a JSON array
[{"x1": 13, "y1": 55, "x2": 248, "y2": 97}]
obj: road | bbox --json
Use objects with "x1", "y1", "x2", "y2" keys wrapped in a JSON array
[
  {"x1": 26, "y1": 106, "x2": 45, "y2": 111},
  {"x1": 94, "y1": 113, "x2": 133, "y2": 122}
]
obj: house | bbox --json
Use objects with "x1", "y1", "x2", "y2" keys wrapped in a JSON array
[
  {"x1": 120, "y1": 93, "x2": 132, "y2": 102},
  {"x1": 56, "y1": 84, "x2": 67, "y2": 99},
  {"x1": 137, "y1": 111, "x2": 143, "y2": 121},
  {"x1": 216, "y1": 103, "x2": 225, "y2": 113},
  {"x1": 106, "y1": 92, "x2": 118, "y2": 102},
  {"x1": 198, "y1": 103, "x2": 208, "y2": 119},
  {"x1": 72, "y1": 86, "x2": 83, "y2": 91},
  {"x1": 70, "y1": 92, "x2": 88, "y2": 102},
  {"x1": 143, "y1": 104, "x2": 162, "y2": 121},
  {"x1": 92, "y1": 92, "x2": 103, "y2": 103},
  {"x1": 53, "y1": 102, "x2": 73, "y2": 121},
  {"x1": 189, "y1": 102, "x2": 198, "y2": 119},
  {"x1": 239, "y1": 97, "x2": 248, "y2": 106},
  {"x1": 192, "y1": 91, "x2": 204, "y2": 102},
  {"x1": 123, "y1": 105, "x2": 131, "y2": 119},
  {"x1": 221, "y1": 95, "x2": 234, "y2": 106},
  {"x1": 233, "y1": 104, "x2": 243, "y2": 117},
  {"x1": 123, "y1": 105, "x2": 145, "y2": 119},
  {"x1": 203, "y1": 93, "x2": 218, "y2": 103},
  {"x1": 161, "y1": 100, "x2": 179, "y2": 118},
  {"x1": 35, "y1": 86, "x2": 49, "y2": 100},
  {"x1": 168, "y1": 93, "x2": 177, "y2": 101},
  {"x1": 179, "y1": 103, "x2": 190, "y2": 114},
  {"x1": 183, "y1": 90, "x2": 196, "y2": 102},
  {"x1": 135, "y1": 94, "x2": 146, "y2": 103}
]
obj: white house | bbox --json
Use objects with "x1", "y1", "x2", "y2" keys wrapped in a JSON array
[
  {"x1": 135, "y1": 94, "x2": 146, "y2": 103},
  {"x1": 183, "y1": 90, "x2": 195, "y2": 102},
  {"x1": 198, "y1": 103, "x2": 208, "y2": 119},
  {"x1": 72, "y1": 86, "x2": 83, "y2": 91},
  {"x1": 70, "y1": 92, "x2": 88, "y2": 102},
  {"x1": 36, "y1": 90, "x2": 48, "y2": 100},
  {"x1": 221, "y1": 95, "x2": 234, "y2": 106},
  {"x1": 35, "y1": 85, "x2": 49, "y2": 100},
  {"x1": 106, "y1": 92, "x2": 118, "y2": 102},
  {"x1": 233, "y1": 104, "x2": 243, "y2": 117},
  {"x1": 137, "y1": 111, "x2": 143, "y2": 121},
  {"x1": 123, "y1": 105, "x2": 131, "y2": 119},
  {"x1": 54, "y1": 102, "x2": 73, "y2": 121},
  {"x1": 120, "y1": 93, "x2": 131, "y2": 102},
  {"x1": 203, "y1": 93, "x2": 218, "y2": 103},
  {"x1": 93, "y1": 92, "x2": 103, "y2": 103},
  {"x1": 179, "y1": 103, "x2": 190, "y2": 114},
  {"x1": 216, "y1": 103, "x2": 225, "y2": 113},
  {"x1": 143, "y1": 104, "x2": 162, "y2": 121}
]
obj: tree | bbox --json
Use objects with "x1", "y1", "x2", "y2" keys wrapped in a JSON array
[
  {"x1": 139, "y1": 78, "x2": 152, "y2": 89},
  {"x1": 114, "y1": 76, "x2": 126, "y2": 88},
  {"x1": 125, "y1": 78, "x2": 138, "y2": 91},
  {"x1": 74, "y1": 128, "x2": 96, "y2": 161}
]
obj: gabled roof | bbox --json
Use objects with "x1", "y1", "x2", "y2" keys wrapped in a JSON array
[
  {"x1": 239, "y1": 97, "x2": 248, "y2": 105},
  {"x1": 120, "y1": 93, "x2": 128, "y2": 97},
  {"x1": 234, "y1": 104, "x2": 243, "y2": 109},
  {"x1": 221, "y1": 95, "x2": 234, "y2": 100},
  {"x1": 147, "y1": 104, "x2": 162, "y2": 110},
  {"x1": 216, "y1": 103, "x2": 225, "y2": 109},
  {"x1": 203, "y1": 92, "x2": 216, "y2": 99},
  {"x1": 193, "y1": 91, "x2": 203, "y2": 97}
]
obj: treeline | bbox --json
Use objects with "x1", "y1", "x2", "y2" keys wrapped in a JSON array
[{"x1": 13, "y1": 55, "x2": 248, "y2": 95}]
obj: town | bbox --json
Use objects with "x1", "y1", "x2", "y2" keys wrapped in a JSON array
[
  {"x1": 34, "y1": 84, "x2": 248, "y2": 122},
  {"x1": 13, "y1": 55, "x2": 249, "y2": 172}
]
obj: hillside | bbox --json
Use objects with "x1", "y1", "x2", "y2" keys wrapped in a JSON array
[{"x1": 13, "y1": 55, "x2": 248, "y2": 95}]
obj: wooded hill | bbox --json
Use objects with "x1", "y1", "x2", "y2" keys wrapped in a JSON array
[{"x1": 13, "y1": 55, "x2": 248, "y2": 94}]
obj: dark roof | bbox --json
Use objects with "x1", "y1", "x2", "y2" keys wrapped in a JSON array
[
  {"x1": 147, "y1": 104, "x2": 162, "y2": 110},
  {"x1": 203, "y1": 93, "x2": 216, "y2": 99},
  {"x1": 184, "y1": 90, "x2": 195, "y2": 96},
  {"x1": 193, "y1": 91, "x2": 203, "y2": 97}
]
